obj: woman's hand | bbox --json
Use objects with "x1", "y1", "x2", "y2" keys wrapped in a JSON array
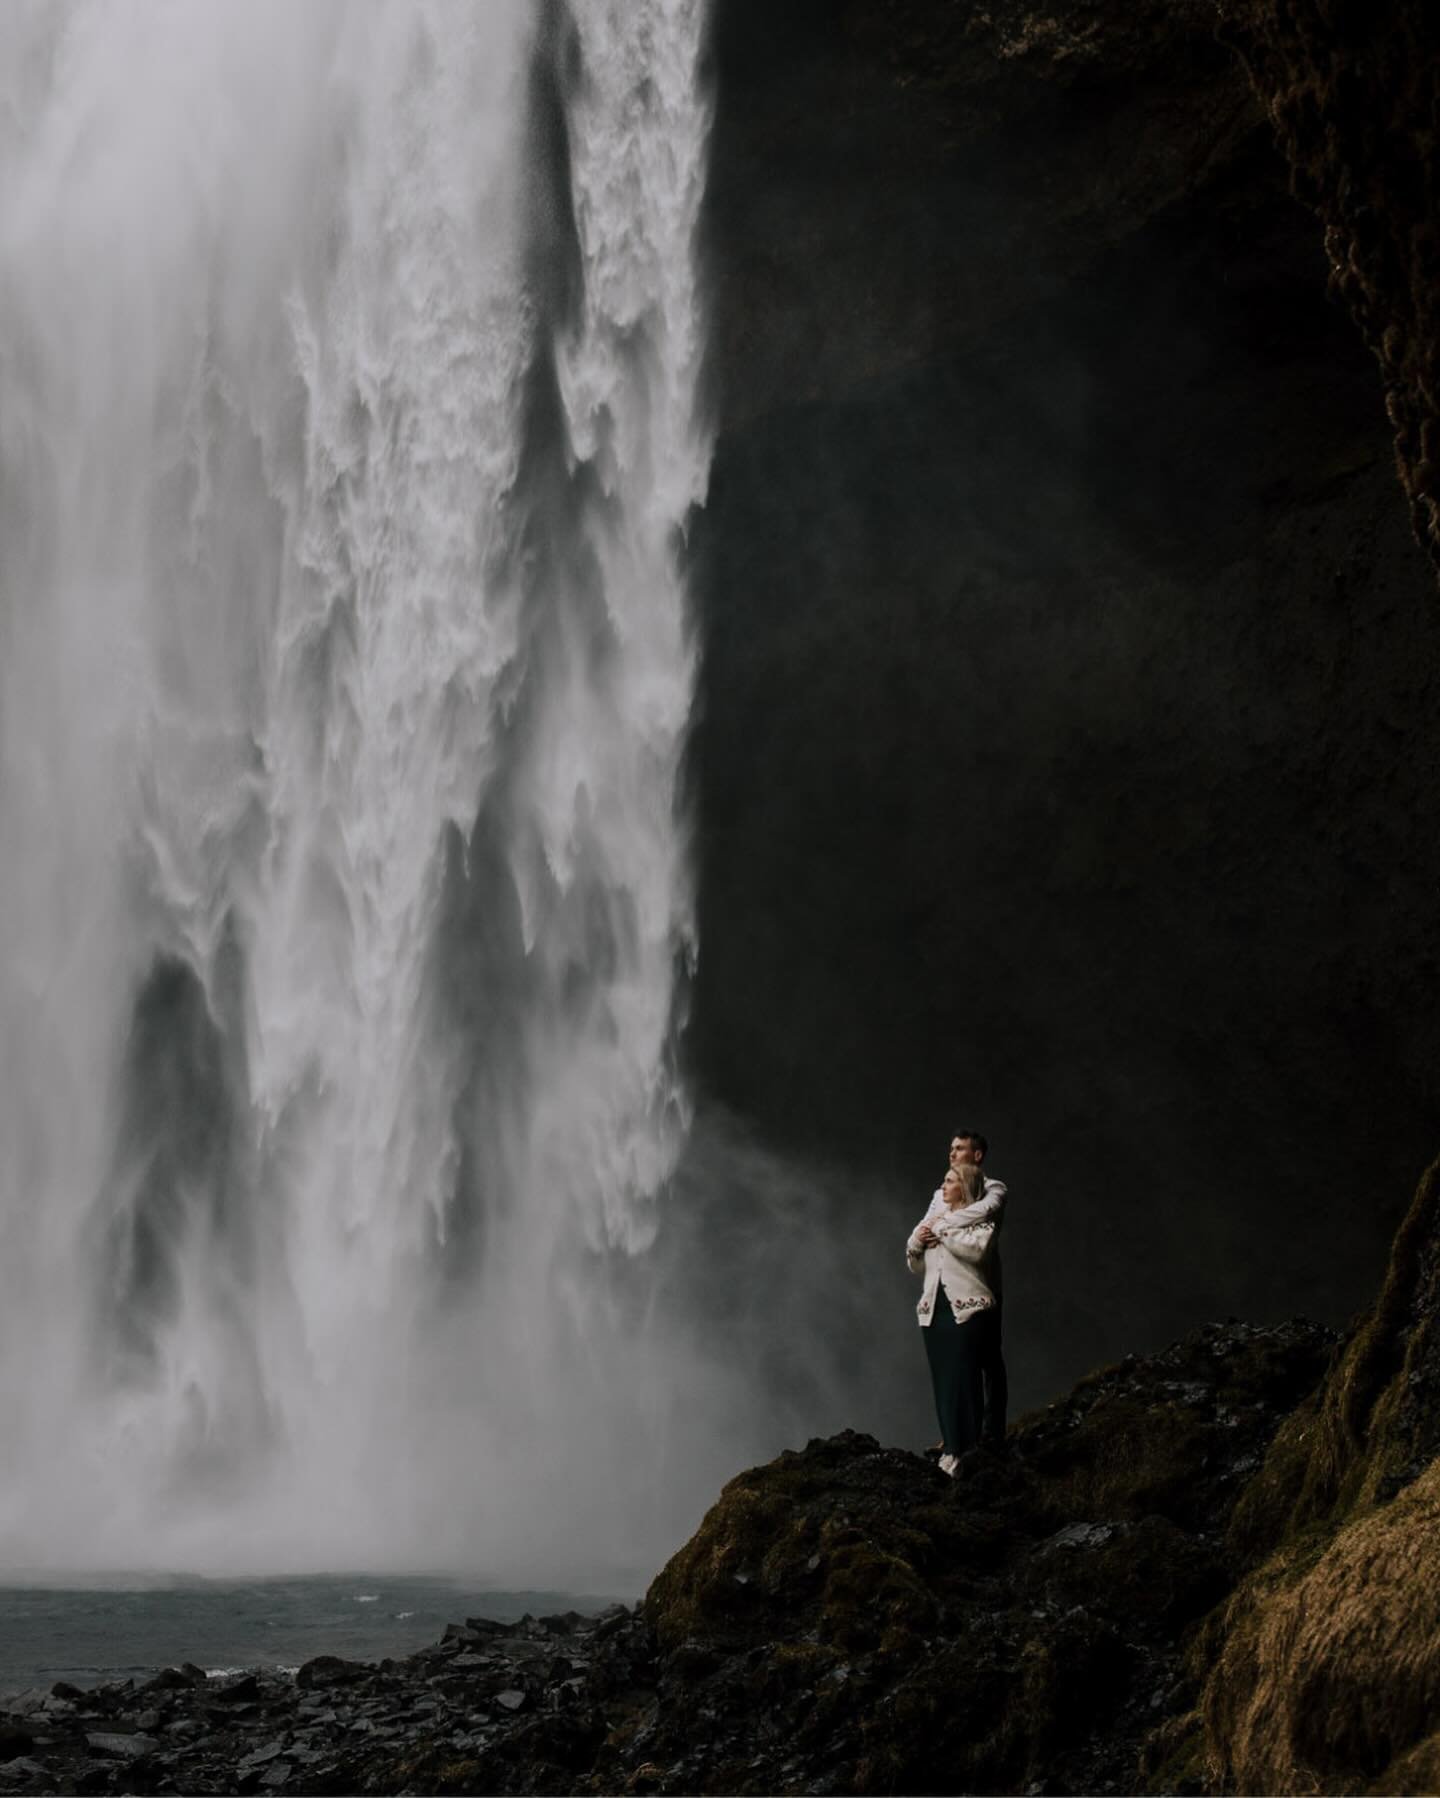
[{"x1": 915, "y1": 1223, "x2": 938, "y2": 1247}]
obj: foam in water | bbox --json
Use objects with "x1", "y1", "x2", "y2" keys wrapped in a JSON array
[{"x1": 0, "y1": 0, "x2": 715, "y2": 1579}]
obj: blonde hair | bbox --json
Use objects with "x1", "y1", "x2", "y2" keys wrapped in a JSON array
[{"x1": 944, "y1": 1163, "x2": 985, "y2": 1206}]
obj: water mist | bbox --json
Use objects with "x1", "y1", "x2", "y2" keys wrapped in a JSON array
[{"x1": 0, "y1": 0, "x2": 715, "y2": 1582}]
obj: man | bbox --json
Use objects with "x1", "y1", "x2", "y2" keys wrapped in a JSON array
[{"x1": 916, "y1": 1131, "x2": 1008, "y2": 1447}]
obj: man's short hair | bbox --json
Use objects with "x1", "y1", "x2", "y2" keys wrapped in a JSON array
[{"x1": 955, "y1": 1129, "x2": 989, "y2": 1160}]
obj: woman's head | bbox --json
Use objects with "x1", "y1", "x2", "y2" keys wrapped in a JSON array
[{"x1": 942, "y1": 1164, "x2": 985, "y2": 1208}]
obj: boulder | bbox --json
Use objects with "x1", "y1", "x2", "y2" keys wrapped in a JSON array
[{"x1": 294, "y1": 1657, "x2": 369, "y2": 1692}]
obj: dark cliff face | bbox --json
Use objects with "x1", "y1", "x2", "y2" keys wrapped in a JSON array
[
  {"x1": 1217, "y1": 0, "x2": 1440, "y2": 584},
  {"x1": 682, "y1": 0, "x2": 1440, "y2": 1407}
]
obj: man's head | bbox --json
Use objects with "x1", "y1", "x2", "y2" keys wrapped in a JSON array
[{"x1": 949, "y1": 1131, "x2": 989, "y2": 1168}]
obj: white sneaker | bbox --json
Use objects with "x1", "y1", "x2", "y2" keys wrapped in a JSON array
[{"x1": 938, "y1": 1452, "x2": 958, "y2": 1476}]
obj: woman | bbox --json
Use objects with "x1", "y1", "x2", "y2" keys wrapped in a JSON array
[{"x1": 907, "y1": 1163, "x2": 998, "y2": 1474}]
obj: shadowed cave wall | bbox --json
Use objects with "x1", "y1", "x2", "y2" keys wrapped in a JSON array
[{"x1": 678, "y1": 0, "x2": 1440, "y2": 1412}]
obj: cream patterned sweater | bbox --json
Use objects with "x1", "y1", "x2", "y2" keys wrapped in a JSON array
[
  {"x1": 923, "y1": 1174, "x2": 1007, "y2": 1303},
  {"x1": 905, "y1": 1200, "x2": 998, "y2": 1327}
]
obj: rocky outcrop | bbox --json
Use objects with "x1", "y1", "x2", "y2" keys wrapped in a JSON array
[
  {"x1": 1216, "y1": 0, "x2": 1440, "y2": 583},
  {"x1": 631, "y1": 1318, "x2": 1330, "y2": 1797}
]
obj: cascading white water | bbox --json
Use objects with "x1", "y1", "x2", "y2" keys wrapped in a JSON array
[{"x1": 0, "y1": 0, "x2": 714, "y2": 1578}]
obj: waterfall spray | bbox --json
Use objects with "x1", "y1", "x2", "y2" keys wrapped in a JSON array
[{"x1": 0, "y1": 0, "x2": 713, "y2": 1579}]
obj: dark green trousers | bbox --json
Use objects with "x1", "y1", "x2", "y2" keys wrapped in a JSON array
[{"x1": 923, "y1": 1301, "x2": 994, "y2": 1457}]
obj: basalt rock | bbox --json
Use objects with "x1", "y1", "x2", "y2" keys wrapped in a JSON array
[
  {"x1": 620, "y1": 1319, "x2": 1331, "y2": 1798},
  {"x1": 292, "y1": 1660, "x2": 368, "y2": 1693}
]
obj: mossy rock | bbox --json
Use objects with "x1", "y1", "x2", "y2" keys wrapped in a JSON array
[
  {"x1": 1193, "y1": 1158, "x2": 1440, "y2": 1794},
  {"x1": 1202, "y1": 1456, "x2": 1440, "y2": 1792},
  {"x1": 1228, "y1": 1156, "x2": 1440, "y2": 1565},
  {"x1": 1016, "y1": 1317, "x2": 1336, "y2": 1536},
  {"x1": 644, "y1": 1431, "x2": 978, "y2": 1653},
  {"x1": 1018, "y1": 1513, "x2": 1228, "y2": 1634}
]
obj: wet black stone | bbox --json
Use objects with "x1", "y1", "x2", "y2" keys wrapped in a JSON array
[
  {"x1": 142, "y1": 1667, "x2": 205, "y2": 1694},
  {"x1": 207, "y1": 1675, "x2": 261, "y2": 1705},
  {"x1": 294, "y1": 1659, "x2": 368, "y2": 1692}
]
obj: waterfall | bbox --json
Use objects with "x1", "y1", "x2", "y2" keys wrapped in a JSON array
[{"x1": 0, "y1": 0, "x2": 713, "y2": 1577}]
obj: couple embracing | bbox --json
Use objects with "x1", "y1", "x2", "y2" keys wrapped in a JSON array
[{"x1": 906, "y1": 1131, "x2": 1007, "y2": 1476}]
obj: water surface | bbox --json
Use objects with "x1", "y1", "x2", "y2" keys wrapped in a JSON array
[{"x1": 0, "y1": 1577, "x2": 623, "y2": 1693}]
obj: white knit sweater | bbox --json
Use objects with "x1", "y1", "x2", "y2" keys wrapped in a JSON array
[{"x1": 905, "y1": 1202, "x2": 998, "y2": 1326}]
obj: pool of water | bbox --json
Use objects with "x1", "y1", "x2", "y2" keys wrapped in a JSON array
[{"x1": 0, "y1": 1576, "x2": 625, "y2": 1693}]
